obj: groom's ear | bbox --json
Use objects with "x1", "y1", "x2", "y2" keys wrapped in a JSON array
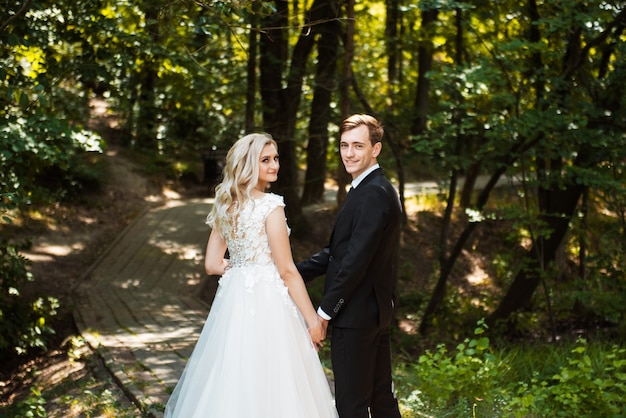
[{"x1": 372, "y1": 142, "x2": 382, "y2": 157}]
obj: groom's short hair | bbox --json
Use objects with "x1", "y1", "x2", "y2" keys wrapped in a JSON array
[{"x1": 340, "y1": 114, "x2": 384, "y2": 145}]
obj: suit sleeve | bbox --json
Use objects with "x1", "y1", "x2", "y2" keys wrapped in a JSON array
[
  {"x1": 296, "y1": 247, "x2": 330, "y2": 282},
  {"x1": 319, "y1": 186, "x2": 390, "y2": 318}
]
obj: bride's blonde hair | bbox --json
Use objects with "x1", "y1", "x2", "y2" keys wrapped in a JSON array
[{"x1": 206, "y1": 133, "x2": 277, "y2": 235}]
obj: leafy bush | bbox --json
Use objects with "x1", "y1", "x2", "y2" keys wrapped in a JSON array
[
  {"x1": 398, "y1": 320, "x2": 511, "y2": 417},
  {"x1": 396, "y1": 323, "x2": 626, "y2": 417},
  {"x1": 507, "y1": 339, "x2": 626, "y2": 417},
  {"x1": 0, "y1": 240, "x2": 59, "y2": 361},
  {"x1": 1, "y1": 115, "x2": 104, "y2": 209}
]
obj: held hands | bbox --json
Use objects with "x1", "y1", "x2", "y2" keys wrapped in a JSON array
[
  {"x1": 222, "y1": 259, "x2": 231, "y2": 274},
  {"x1": 308, "y1": 315, "x2": 328, "y2": 352},
  {"x1": 318, "y1": 313, "x2": 328, "y2": 336}
]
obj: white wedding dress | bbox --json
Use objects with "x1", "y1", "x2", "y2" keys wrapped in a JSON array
[{"x1": 164, "y1": 193, "x2": 338, "y2": 418}]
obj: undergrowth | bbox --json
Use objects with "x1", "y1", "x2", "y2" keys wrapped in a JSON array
[{"x1": 394, "y1": 320, "x2": 626, "y2": 417}]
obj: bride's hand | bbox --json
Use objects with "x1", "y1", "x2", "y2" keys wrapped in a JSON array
[{"x1": 308, "y1": 318, "x2": 326, "y2": 351}]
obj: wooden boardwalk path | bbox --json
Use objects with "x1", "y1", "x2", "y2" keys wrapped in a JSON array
[{"x1": 73, "y1": 198, "x2": 217, "y2": 417}]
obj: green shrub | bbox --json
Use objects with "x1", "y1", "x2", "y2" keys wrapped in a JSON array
[
  {"x1": 1, "y1": 114, "x2": 104, "y2": 210},
  {"x1": 0, "y1": 240, "x2": 59, "y2": 361},
  {"x1": 396, "y1": 324, "x2": 626, "y2": 417},
  {"x1": 507, "y1": 339, "x2": 626, "y2": 417},
  {"x1": 398, "y1": 320, "x2": 511, "y2": 417}
]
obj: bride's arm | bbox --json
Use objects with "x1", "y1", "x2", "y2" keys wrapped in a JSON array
[
  {"x1": 266, "y1": 206, "x2": 325, "y2": 348},
  {"x1": 204, "y1": 228, "x2": 229, "y2": 275}
]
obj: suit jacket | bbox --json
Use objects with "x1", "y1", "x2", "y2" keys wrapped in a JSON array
[{"x1": 297, "y1": 168, "x2": 401, "y2": 328}]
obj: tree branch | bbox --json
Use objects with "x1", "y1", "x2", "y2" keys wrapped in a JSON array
[
  {"x1": 564, "y1": 8, "x2": 626, "y2": 78},
  {"x1": 0, "y1": 0, "x2": 33, "y2": 34}
]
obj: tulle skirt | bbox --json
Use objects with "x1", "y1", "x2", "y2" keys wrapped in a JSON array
[{"x1": 164, "y1": 264, "x2": 338, "y2": 418}]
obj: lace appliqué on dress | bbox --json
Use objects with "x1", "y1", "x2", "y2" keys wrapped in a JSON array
[
  {"x1": 226, "y1": 195, "x2": 280, "y2": 267},
  {"x1": 214, "y1": 194, "x2": 298, "y2": 318}
]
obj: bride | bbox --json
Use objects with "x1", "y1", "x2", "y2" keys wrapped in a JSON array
[{"x1": 164, "y1": 133, "x2": 338, "y2": 418}]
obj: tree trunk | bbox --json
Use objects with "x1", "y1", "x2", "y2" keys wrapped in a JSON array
[
  {"x1": 335, "y1": 0, "x2": 355, "y2": 205},
  {"x1": 135, "y1": 0, "x2": 161, "y2": 150},
  {"x1": 419, "y1": 164, "x2": 510, "y2": 334},
  {"x1": 385, "y1": 0, "x2": 399, "y2": 84},
  {"x1": 259, "y1": 0, "x2": 331, "y2": 235},
  {"x1": 245, "y1": 7, "x2": 259, "y2": 133},
  {"x1": 383, "y1": 0, "x2": 408, "y2": 224},
  {"x1": 301, "y1": 0, "x2": 340, "y2": 206},
  {"x1": 489, "y1": 182, "x2": 585, "y2": 322},
  {"x1": 410, "y1": 8, "x2": 438, "y2": 135},
  {"x1": 259, "y1": 1, "x2": 298, "y2": 227},
  {"x1": 459, "y1": 161, "x2": 481, "y2": 209}
]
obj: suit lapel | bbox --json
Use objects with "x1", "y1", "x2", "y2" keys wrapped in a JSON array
[
  {"x1": 335, "y1": 187, "x2": 355, "y2": 219},
  {"x1": 332, "y1": 168, "x2": 383, "y2": 235}
]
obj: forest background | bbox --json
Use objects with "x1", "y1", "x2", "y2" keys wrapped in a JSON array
[{"x1": 1, "y1": 0, "x2": 625, "y2": 416}]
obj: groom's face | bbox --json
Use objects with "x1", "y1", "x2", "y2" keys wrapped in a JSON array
[{"x1": 340, "y1": 124, "x2": 381, "y2": 180}]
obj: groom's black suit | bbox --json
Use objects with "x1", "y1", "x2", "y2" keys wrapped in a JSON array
[{"x1": 297, "y1": 168, "x2": 402, "y2": 418}]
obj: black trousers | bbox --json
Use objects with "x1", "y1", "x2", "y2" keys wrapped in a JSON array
[{"x1": 331, "y1": 326, "x2": 402, "y2": 418}]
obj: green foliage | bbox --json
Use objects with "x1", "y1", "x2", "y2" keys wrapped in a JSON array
[
  {"x1": 399, "y1": 320, "x2": 509, "y2": 416},
  {"x1": 2, "y1": 387, "x2": 47, "y2": 418},
  {"x1": 1, "y1": 116, "x2": 105, "y2": 208},
  {"x1": 58, "y1": 387, "x2": 141, "y2": 417},
  {"x1": 1, "y1": 0, "x2": 106, "y2": 212},
  {"x1": 553, "y1": 224, "x2": 626, "y2": 333},
  {"x1": 0, "y1": 241, "x2": 59, "y2": 360},
  {"x1": 85, "y1": 0, "x2": 252, "y2": 153},
  {"x1": 507, "y1": 340, "x2": 626, "y2": 417},
  {"x1": 395, "y1": 325, "x2": 626, "y2": 417},
  {"x1": 408, "y1": 1, "x2": 626, "y2": 335}
]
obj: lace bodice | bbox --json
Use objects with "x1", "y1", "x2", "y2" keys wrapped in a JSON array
[{"x1": 221, "y1": 193, "x2": 285, "y2": 268}]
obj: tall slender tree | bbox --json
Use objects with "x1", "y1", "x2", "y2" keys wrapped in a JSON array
[
  {"x1": 259, "y1": 0, "x2": 336, "y2": 234},
  {"x1": 301, "y1": 0, "x2": 340, "y2": 206}
]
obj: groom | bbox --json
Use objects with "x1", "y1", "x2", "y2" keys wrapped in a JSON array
[{"x1": 297, "y1": 114, "x2": 402, "y2": 418}]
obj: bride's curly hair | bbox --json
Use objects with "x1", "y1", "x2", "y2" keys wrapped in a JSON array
[{"x1": 206, "y1": 133, "x2": 277, "y2": 235}]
